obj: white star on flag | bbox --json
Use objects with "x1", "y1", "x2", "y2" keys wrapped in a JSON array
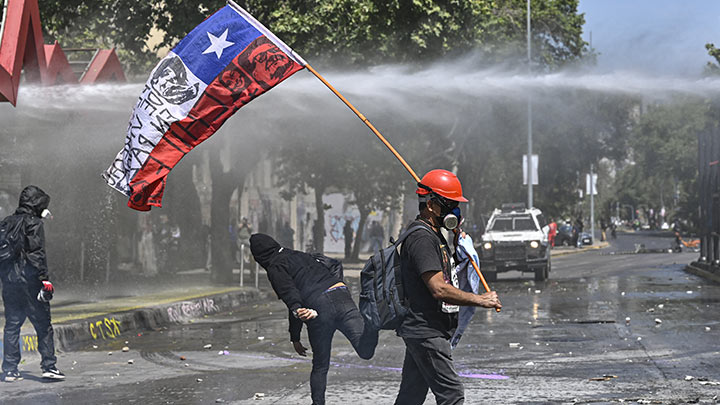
[{"x1": 203, "y1": 29, "x2": 234, "y2": 58}]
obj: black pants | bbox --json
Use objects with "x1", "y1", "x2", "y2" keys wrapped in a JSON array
[
  {"x1": 395, "y1": 337, "x2": 464, "y2": 405},
  {"x1": 2, "y1": 282, "x2": 57, "y2": 372},
  {"x1": 306, "y1": 286, "x2": 378, "y2": 405}
]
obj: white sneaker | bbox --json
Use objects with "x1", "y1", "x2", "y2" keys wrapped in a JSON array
[
  {"x1": 3, "y1": 370, "x2": 23, "y2": 382},
  {"x1": 41, "y1": 367, "x2": 65, "y2": 380}
]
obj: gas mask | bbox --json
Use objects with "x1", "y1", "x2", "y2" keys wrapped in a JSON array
[{"x1": 432, "y1": 196, "x2": 461, "y2": 230}]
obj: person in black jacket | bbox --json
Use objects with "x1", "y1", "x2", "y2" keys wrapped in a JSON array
[
  {"x1": 1, "y1": 186, "x2": 64, "y2": 382},
  {"x1": 250, "y1": 233, "x2": 377, "y2": 405}
]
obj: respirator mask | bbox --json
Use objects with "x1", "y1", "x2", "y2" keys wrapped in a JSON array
[{"x1": 431, "y1": 195, "x2": 462, "y2": 230}]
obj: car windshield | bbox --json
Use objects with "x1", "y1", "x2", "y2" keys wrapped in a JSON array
[{"x1": 489, "y1": 215, "x2": 538, "y2": 231}]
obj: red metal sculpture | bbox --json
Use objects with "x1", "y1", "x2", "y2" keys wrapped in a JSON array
[{"x1": 0, "y1": 0, "x2": 126, "y2": 105}]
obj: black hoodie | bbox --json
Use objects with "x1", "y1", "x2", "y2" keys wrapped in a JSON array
[
  {"x1": 1, "y1": 185, "x2": 51, "y2": 283},
  {"x1": 250, "y1": 233, "x2": 340, "y2": 340}
]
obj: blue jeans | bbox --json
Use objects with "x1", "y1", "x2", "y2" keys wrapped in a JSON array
[
  {"x1": 305, "y1": 286, "x2": 378, "y2": 405},
  {"x1": 2, "y1": 282, "x2": 57, "y2": 372}
]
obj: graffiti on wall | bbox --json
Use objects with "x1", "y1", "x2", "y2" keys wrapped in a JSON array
[
  {"x1": 167, "y1": 298, "x2": 219, "y2": 323},
  {"x1": 89, "y1": 317, "x2": 122, "y2": 340}
]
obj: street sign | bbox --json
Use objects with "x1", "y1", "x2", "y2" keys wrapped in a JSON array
[
  {"x1": 586, "y1": 173, "x2": 598, "y2": 195},
  {"x1": 523, "y1": 154, "x2": 538, "y2": 185}
]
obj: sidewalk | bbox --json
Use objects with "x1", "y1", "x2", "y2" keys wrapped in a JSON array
[{"x1": 0, "y1": 270, "x2": 270, "y2": 358}]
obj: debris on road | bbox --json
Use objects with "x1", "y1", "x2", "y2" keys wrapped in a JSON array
[
  {"x1": 180, "y1": 356, "x2": 187, "y2": 361},
  {"x1": 108, "y1": 352, "x2": 113, "y2": 356},
  {"x1": 685, "y1": 375, "x2": 694, "y2": 381},
  {"x1": 197, "y1": 378, "x2": 203, "y2": 382},
  {"x1": 254, "y1": 393, "x2": 265, "y2": 400},
  {"x1": 589, "y1": 375, "x2": 617, "y2": 381},
  {"x1": 203, "y1": 344, "x2": 212, "y2": 349},
  {"x1": 127, "y1": 360, "x2": 134, "y2": 365},
  {"x1": 625, "y1": 317, "x2": 631, "y2": 324},
  {"x1": 218, "y1": 350, "x2": 230, "y2": 355},
  {"x1": 509, "y1": 343, "x2": 520, "y2": 348},
  {"x1": 122, "y1": 346, "x2": 130, "y2": 352},
  {"x1": 654, "y1": 318, "x2": 662, "y2": 324}
]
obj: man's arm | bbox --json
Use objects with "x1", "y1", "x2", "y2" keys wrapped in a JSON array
[
  {"x1": 289, "y1": 309, "x2": 303, "y2": 341},
  {"x1": 266, "y1": 261, "x2": 303, "y2": 311},
  {"x1": 25, "y1": 218, "x2": 49, "y2": 281},
  {"x1": 422, "y1": 271, "x2": 501, "y2": 309}
]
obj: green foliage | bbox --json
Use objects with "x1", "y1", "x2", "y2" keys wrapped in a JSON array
[
  {"x1": 148, "y1": 0, "x2": 589, "y2": 69},
  {"x1": 705, "y1": 43, "x2": 720, "y2": 75},
  {"x1": 39, "y1": 0, "x2": 158, "y2": 75},
  {"x1": 613, "y1": 99, "x2": 706, "y2": 226}
]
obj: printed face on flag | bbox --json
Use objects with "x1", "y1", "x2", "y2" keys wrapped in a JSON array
[{"x1": 103, "y1": 4, "x2": 305, "y2": 211}]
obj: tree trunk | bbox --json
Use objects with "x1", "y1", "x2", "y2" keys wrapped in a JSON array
[
  {"x1": 351, "y1": 206, "x2": 370, "y2": 260},
  {"x1": 209, "y1": 149, "x2": 235, "y2": 284},
  {"x1": 313, "y1": 186, "x2": 325, "y2": 253}
]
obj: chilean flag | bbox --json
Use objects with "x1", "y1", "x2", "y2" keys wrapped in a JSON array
[{"x1": 102, "y1": 1, "x2": 306, "y2": 211}]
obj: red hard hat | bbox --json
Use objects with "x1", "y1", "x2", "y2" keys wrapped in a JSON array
[{"x1": 416, "y1": 169, "x2": 468, "y2": 202}]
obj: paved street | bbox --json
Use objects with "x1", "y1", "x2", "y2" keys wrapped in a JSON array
[{"x1": 3, "y1": 232, "x2": 719, "y2": 404}]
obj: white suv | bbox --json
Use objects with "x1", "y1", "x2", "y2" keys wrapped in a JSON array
[{"x1": 480, "y1": 203, "x2": 551, "y2": 282}]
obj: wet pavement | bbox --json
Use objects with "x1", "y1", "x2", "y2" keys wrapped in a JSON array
[{"x1": 2, "y1": 232, "x2": 719, "y2": 404}]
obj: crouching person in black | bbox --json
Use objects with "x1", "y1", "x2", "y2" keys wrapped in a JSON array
[
  {"x1": 250, "y1": 233, "x2": 378, "y2": 405},
  {"x1": 1, "y1": 185, "x2": 64, "y2": 382}
]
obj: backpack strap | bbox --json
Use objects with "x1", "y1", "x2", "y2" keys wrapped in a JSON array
[
  {"x1": 393, "y1": 223, "x2": 437, "y2": 307},
  {"x1": 395, "y1": 223, "x2": 435, "y2": 247}
]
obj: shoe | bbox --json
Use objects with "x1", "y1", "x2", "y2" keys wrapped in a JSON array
[
  {"x1": 41, "y1": 367, "x2": 65, "y2": 380},
  {"x1": 3, "y1": 370, "x2": 23, "y2": 382}
]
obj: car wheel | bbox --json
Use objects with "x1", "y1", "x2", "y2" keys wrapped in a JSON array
[
  {"x1": 561, "y1": 239, "x2": 570, "y2": 247},
  {"x1": 484, "y1": 267, "x2": 497, "y2": 282},
  {"x1": 534, "y1": 266, "x2": 546, "y2": 282}
]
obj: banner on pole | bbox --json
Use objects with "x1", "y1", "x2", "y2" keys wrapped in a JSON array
[{"x1": 103, "y1": 2, "x2": 306, "y2": 211}]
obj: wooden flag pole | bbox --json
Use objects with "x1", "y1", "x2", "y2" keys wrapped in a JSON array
[{"x1": 306, "y1": 63, "x2": 499, "y2": 312}]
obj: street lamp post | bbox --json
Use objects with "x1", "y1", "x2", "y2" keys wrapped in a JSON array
[{"x1": 526, "y1": 0, "x2": 533, "y2": 209}]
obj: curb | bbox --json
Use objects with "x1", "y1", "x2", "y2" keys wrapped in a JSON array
[
  {"x1": 685, "y1": 262, "x2": 720, "y2": 284},
  {"x1": 551, "y1": 242, "x2": 609, "y2": 257},
  {"x1": 4, "y1": 288, "x2": 269, "y2": 358}
]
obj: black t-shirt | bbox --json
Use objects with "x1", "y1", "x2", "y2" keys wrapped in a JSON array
[{"x1": 397, "y1": 219, "x2": 458, "y2": 339}]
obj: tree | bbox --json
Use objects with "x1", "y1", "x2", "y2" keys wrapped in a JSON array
[
  {"x1": 342, "y1": 137, "x2": 406, "y2": 260},
  {"x1": 613, "y1": 99, "x2": 707, "y2": 228},
  {"x1": 705, "y1": 43, "x2": 720, "y2": 75},
  {"x1": 273, "y1": 127, "x2": 346, "y2": 254},
  {"x1": 150, "y1": 0, "x2": 589, "y2": 69},
  {"x1": 39, "y1": 0, "x2": 158, "y2": 75}
]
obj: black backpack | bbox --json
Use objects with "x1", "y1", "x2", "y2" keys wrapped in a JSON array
[
  {"x1": 0, "y1": 216, "x2": 24, "y2": 264},
  {"x1": 310, "y1": 252, "x2": 344, "y2": 281},
  {"x1": 359, "y1": 225, "x2": 433, "y2": 331}
]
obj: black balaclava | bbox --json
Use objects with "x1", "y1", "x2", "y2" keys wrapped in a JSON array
[{"x1": 250, "y1": 233, "x2": 282, "y2": 268}]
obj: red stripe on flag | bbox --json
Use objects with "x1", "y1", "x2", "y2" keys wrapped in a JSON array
[{"x1": 127, "y1": 36, "x2": 303, "y2": 210}]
